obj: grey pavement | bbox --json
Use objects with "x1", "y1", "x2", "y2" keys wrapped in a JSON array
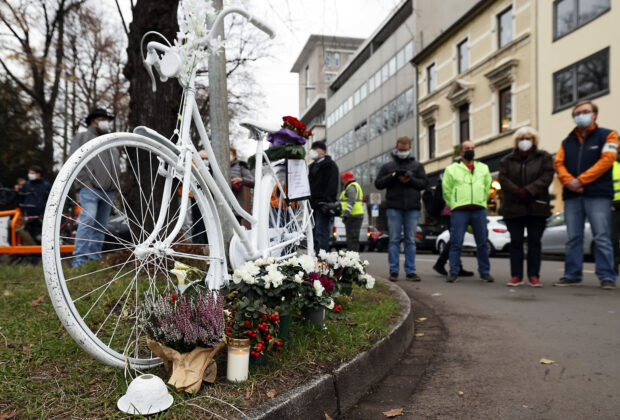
[{"x1": 343, "y1": 252, "x2": 620, "y2": 419}]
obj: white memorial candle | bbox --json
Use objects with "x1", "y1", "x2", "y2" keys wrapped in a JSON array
[{"x1": 227, "y1": 345, "x2": 250, "y2": 383}]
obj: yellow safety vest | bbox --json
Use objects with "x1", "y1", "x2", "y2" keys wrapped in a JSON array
[
  {"x1": 613, "y1": 161, "x2": 620, "y2": 202},
  {"x1": 340, "y1": 181, "x2": 364, "y2": 216}
]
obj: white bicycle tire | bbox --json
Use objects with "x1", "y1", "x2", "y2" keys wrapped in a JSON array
[{"x1": 42, "y1": 133, "x2": 225, "y2": 369}]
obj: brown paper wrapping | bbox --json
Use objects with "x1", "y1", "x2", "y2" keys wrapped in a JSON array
[{"x1": 147, "y1": 338, "x2": 225, "y2": 393}]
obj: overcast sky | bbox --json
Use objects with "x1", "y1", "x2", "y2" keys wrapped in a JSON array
[{"x1": 246, "y1": 0, "x2": 401, "y2": 123}]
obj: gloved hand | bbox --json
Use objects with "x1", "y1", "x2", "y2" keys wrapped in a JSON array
[
  {"x1": 404, "y1": 170, "x2": 414, "y2": 178},
  {"x1": 515, "y1": 188, "x2": 532, "y2": 203},
  {"x1": 342, "y1": 213, "x2": 350, "y2": 223}
]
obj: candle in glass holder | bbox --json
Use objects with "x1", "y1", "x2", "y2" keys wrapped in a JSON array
[{"x1": 227, "y1": 339, "x2": 250, "y2": 383}]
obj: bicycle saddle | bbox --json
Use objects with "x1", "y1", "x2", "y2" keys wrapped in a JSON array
[{"x1": 240, "y1": 119, "x2": 280, "y2": 139}]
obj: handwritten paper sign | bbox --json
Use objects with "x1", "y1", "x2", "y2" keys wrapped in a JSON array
[{"x1": 286, "y1": 159, "x2": 311, "y2": 201}]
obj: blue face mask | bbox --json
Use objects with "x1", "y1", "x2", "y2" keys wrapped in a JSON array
[{"x1": 574, "y1": 113, "x2": 592, "y2": 128}]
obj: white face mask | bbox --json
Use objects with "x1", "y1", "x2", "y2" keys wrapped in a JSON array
[
  {"x1": 394, "y1": 149, "x2": 411, "y2": 159},
  {"x1": 308, "y1": 149, "x2": 319, "y2": 160},
  {"x1": 518, "y1": 139, "x2": 533, "y2": 152},
  {"x1": 230, "y1": 153, "x2": 235, "y2": 162},
  {"x1": 98, "y1": 120, "x2": 112, "y2": 132},
  {"x1": 28, "y1": 173, "x2": 37, "y2": 181}
]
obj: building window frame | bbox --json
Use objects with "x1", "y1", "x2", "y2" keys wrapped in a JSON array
[
  {"x1": 497, "y1": 6, "x2": 513, "y2": 49},
  {"x1": 552, "y1": 47, "x2": 610, "y2": 113},
  {"x1": 553, "y1": 0, "x2": 611, "y2": 41},
  {"x1": 325, "y1": 52, "x2": 331, "y2": 67},
  {"x1": 458, "y1": 103, "x2": 470, "y2": 144},
  {"x1": 427, "y1": 62, "x2": 436, "y2": 94},
  {"x1": 499, "y1": 86, "x2": 512, "y2": 133},
  {"x1": 333, "y1": 52, "x2": 340, "y2": 67},
  {"x1": 457, "y1": 38, "x2": 469, "y2": 74},
  {"x1": 428, "y1": 124, "x2": 436, "y2": 159}
]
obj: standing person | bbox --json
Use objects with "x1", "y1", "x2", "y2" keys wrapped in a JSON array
[
  {"x1": 339, "y1": 171, "x2": 364, "y2": 251},
  {"x1": 442, "y1": 140, "x2": 494, "y2": 283},
  {"x1": 499, "y1": 127, "x2": 554, "y2": 287},
  {"x1": 230, "y1": 147, "x2": 255, "y2": 215},
  {"x1": 375, "y1": 136, "x2": 428, "y2": 282},
  {"x1": 308, "y1": 141, "x2": 339, "y2": 253},
  {"x1": 611, "y1": 158, "x2": 620, "y2": 274},
  {"x1": 19, "y1": 165, "x2": 51, "y2": 244},
  {"x1": 69, "y1": 108, "x2": 118, "y2": 268},
  {"x1": 554, "y1": 100, "x2": 618, "y2": 290}
]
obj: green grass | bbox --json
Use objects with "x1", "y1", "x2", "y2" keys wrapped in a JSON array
[{"x1": 0, "y1": 264, "x2": 401, "y2": 419}]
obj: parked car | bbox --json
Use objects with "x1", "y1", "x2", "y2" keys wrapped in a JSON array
[
  {"x1": 366, "y1": 225, "x2": 386, "y2": 251},
  {"x1": 541, "y1": 211, "x2": 594, "y2": 256},
  {"x1": 374, "y1": 224, "x2": 441, "y2": 253},
  {"x1": 330, "y1": 208, "x2": 370, "y2": 251},
  {"x1": 435, "y1": 216, "x2": 510, "y2": 257}
]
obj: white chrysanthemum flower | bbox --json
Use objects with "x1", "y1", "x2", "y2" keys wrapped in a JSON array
[
  {"x1": 294, "y1": 272, "x2": 305, "y2": 284},
  {"x1": 264, "y1": 265, "x2": 285, "y2": 288},
  {"x1": 313, "y1": 280, "x2": 324, "y2": 297},
  {"x1": 326, "y1": 299, "x2": 335, "y2": 310},
  {"x1": 364, "y1": 274, "x2": 376, "y2": 289}
]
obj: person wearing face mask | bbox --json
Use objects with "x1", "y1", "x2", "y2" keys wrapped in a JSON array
[
  {"x1": 554, "y1": 100, "x2": 619, "y2": 290},
  {"x1": 442, "y1": 140, "x2": 493, "y2": 283},
  {"x1": 18, "y1": 165, "x2": 51, "y2": 250},
  {"x1": 498, "y1": 127, "x2": 553, "y2": 287},
  {"x1": 375, "y1": 136, "x2": 428, "y2": 282},
  {"x1": 69, "y1": 108, "x2": 119, "y2": 268},
  {"x1": 308, "y1": 140, "x2": 339, "y2": 253}
]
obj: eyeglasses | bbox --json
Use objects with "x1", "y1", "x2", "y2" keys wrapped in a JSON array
[
  {"x1": 519, "y1": 137, "x2": 534, "y2": 141},
  {"x1": 573, "y1": 110, "x2": 593, "y2": 117}
]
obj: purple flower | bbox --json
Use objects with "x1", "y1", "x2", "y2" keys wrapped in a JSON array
[{"x1": 267, "y1": 128, "x2": 307, "y2": 147}]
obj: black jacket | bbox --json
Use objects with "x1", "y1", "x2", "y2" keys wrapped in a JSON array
[
  {"x1": 375, "y1": 153, "x2": 428, "y2": 210},
  {"x1": 498, "y1": 147, "x2": 554, "y2": 219},
  {"x1": 19, "y1": 178, "x2": 51, "y2": 217},
  {"x1": 309, "y1": 155, "x2": 339, "y2": 209}
]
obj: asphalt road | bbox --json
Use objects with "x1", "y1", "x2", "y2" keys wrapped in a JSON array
[{"x1": 346, "y1": 252, "x2": 620, "y2": 419}]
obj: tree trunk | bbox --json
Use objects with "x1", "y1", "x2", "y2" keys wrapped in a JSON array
[{"x1": 124, "y1": 0, "x2": 181, "y2": 235}]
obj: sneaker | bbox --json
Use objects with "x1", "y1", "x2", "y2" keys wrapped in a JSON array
[
  {"x1": 601, "y1": 280, "x2": 616, "y2": 290},
  {"x1": 458, "y1": 267, "x2": 474, "y2": 277},
  {"x1": 480, "y1": 273, "x2": 495, "y2": 283},
  {"x1": 389, "y1": 272, "x2": 399, "y2": 282},
  {"x1": 553, "y1": 277, "x2": 582, "y2": 287},
  {"x1": 406, "y1": 272, "x2": 421, "y2": 282},
  {"x1": 528, "y1": 276, "x2": 542, "y2": 288},
  {"x1": 507, "y1": 277, "x2": 524, "y2": 287},
  {"x1": 433, "y1": 264, "x2": 448, "y2": 275},
  {"x1": 446, "y1": 273, "x2": 458, "y2": 283}
]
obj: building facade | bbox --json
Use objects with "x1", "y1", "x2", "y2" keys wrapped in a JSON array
[
  {"x1": 324, "y1": 0, "x2": 479, "y2": 197},
  {"x1": 291, "y1": 35, "x2": 364, "y2": 146},
  {"x1": 413, "y1": 0, "x2": 536, "y2": 201}
]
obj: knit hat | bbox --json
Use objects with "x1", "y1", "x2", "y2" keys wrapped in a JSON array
[
  {"x1": 341, "y1": 171, "x2": 355, "y2": 183},
  {"x1": 310, "y1": 141, "x2": 326, "y2": 151}
]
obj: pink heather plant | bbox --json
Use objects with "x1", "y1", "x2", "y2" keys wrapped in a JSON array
[{"x1": 141, "y1": 291, "x2": 225, "y2": 353}]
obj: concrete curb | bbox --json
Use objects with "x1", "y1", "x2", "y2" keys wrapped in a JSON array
[{"x1": 247, "y1": 280, "x2": 414, "y2": 419}]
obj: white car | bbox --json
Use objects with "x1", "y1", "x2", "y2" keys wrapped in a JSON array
[
  {"x1": 541, "y1": 211, "x2": 594, "y2": 256},
  {"x1": 435, "y1": 216, "x2": 511, "y2": 257}
]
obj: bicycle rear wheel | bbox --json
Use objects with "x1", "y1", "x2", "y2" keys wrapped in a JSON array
[{"x1": 42, "y1": 133, "x2": 225, "y2": 369}]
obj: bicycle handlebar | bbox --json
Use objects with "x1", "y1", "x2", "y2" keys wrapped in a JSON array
[{"x1": 200, "y1": 7, "x2": 276, "y2": 46}]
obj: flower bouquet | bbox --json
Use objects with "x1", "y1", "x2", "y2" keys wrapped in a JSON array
[
  {"x1": 296, "y1": 270, "x2": 336, "y2": 326},
  {"x1": 248, "y1": 115, "x2": 311, "y2": 169},
  {"x1": 318, "y1": 250, "x2": 376, "y2": 295},
  {"x1": 142, "y1": 290, "x2": 225, "y2": 393}
]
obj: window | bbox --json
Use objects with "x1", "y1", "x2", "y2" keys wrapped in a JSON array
[
  {"x1": 375, "y1": 110, "x2": 384, "y2": 136},
  {"x1": 405, "y1": 41, "x2": 414, "y2": 62},
  {"x1": 369, "y1": 76, "x2": 375, "y2": 93},
  {"x1": 369, "y1": 112, "x2": 378, "y2": 139},
  {"x1": 347, "y1": 96, "x2": 353, "y2": 112},
  {"x1": 389, "y1": 99, "x2": 397, "y2": 128},
  {"x1": 553, "y1": 48, "x2": 609, "y2": 111},
  {"x1": 427, "y1": 63, "x2": 436, "y2": 93},
  {"x1": 459, "y1": 104, "x2": 470, "y2": 143},
  {"x1": 326, "y1": 74, "x2": 332, "y2": 83},
  {"x1": 361, "y1": 83, "x2": 367, "y2": 100},
  {"x1": 325, "y1": 52, "x2": 331, "y2": 67},
  {"x1": 305, "y1": 65, "x2": 310, "y2": 107},
  {"x1": 405, "y1": 88, "x2": 414, "y2": 118},
  {"x1": 389, "y1": 56, "x2": 396, "y2": 77},
  {"x1": 458, "y1": 39, "x2": 469, "y2": 73},
  {"x1": 498, "y1": 7, "x2": 513, "y2": 48},
  {"x1": 355, "y1": 122, "x2": 367, "y2": 145},
  {"x1": 554, "y1": 0, "x2": 610, "y2": 39},
  {"x1": 396, "y1": 49, "x2": 405, "y2": 69},
  {"x1": 397, "y1": 93, "x2": 406, "y2": 123},
  {"x1": 354, "y1": 89, "x2": 360, "y2": 106},
  {"x1": 382, "y1": 105, "x2": 390, "y2": 132},
  {"x1": 374, "y1": 71, "x2": 382, "y2": 89},
  {"x1": 381, "y1": 63, "x2": 389, "y2": 83},
  {"x1": 499, "y1": 87, "x2": 512, "y2": 132},
  {"x1": 333, "y1": 52, "x2": 340, "y2": 67},
  {"x1": 428, "y1": 124, "x2": 436, "y2": 159}
]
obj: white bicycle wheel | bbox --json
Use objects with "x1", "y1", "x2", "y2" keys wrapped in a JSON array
[{"x1": 42, "y1": 133, "x2": 225, "y2": 369}]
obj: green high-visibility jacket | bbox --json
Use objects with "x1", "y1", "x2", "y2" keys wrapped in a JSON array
[
  {"x1": 613, "y1": 161, "x2": 620, "y2": 203},
  {"x1": 442, "y1": 161, "x2": 491, "y2": 210}
]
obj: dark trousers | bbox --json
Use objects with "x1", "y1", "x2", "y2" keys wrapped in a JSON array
[
  {"x1": 435, "y1": 216, "x2": 462, "y2": 268},
  {"x1": 612, "y1": 207, "x2": 620, "y2": 271},
  {"x1": 313, "y1": 209, "x2": 333, "y2": 253},
  {"x1": 344, "y1": 215, "x2": 363, "y2": 251},
  {"x1": 505, "y1": 216, "x2": 547, "y2": 278}
]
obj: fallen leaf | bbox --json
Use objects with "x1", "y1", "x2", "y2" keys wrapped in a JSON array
[
  {"x1": 539, "y1": 358, "x2": 556, "y2": 365},
  {"x1": 346, "y1": 321, "x2": 358, "y2": 327},
  {"x1": 21, "y1": 345, "x2": 31, "y2": 355},
  {"x1": 34, "y1": 308, "x2": 48, "y2": 315},
  {"x1": 89, "y1": 384, "x2": 97, "y2": 394},
  {"x1": 458, "y1": 391, "x2": 464, "y2": 397},
  {"x1": 325, "y1": 413, "x2": 334, "y2": 420},
  {"x1": 266, "y1": 389, "x2": 277, "y2": 399},
  {"x1": 245, "y1": 387, "x2": 252, "y2": 399},
  {"x1": 416, "y1": 317, "x2": 427, "y2": 322},
  {"x1": 415, "y1": 333, "x2": 425, "y2": 337},
  {"x1": 383, "y1": 408, "x2": 403, "y2": 417},
  {"x1": 0, "y1": 411, "x2": 17, "y2": 420},
  {"x1": 31, "y1": 295, "x2": 45, "y2": 307},
  {"x1": 88, "y1": 379, "x2": 97, "y2": 385},
  {"x1": 522, "y1": 405, "x2": 529, "y2": 408},
  {"x1": 3, "y1": 290, "x2": 13, "y2": 297}
]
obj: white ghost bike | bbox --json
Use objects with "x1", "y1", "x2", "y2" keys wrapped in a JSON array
[{"x1": 41, "y1": 7, "x2": 313, "y2": 369}]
